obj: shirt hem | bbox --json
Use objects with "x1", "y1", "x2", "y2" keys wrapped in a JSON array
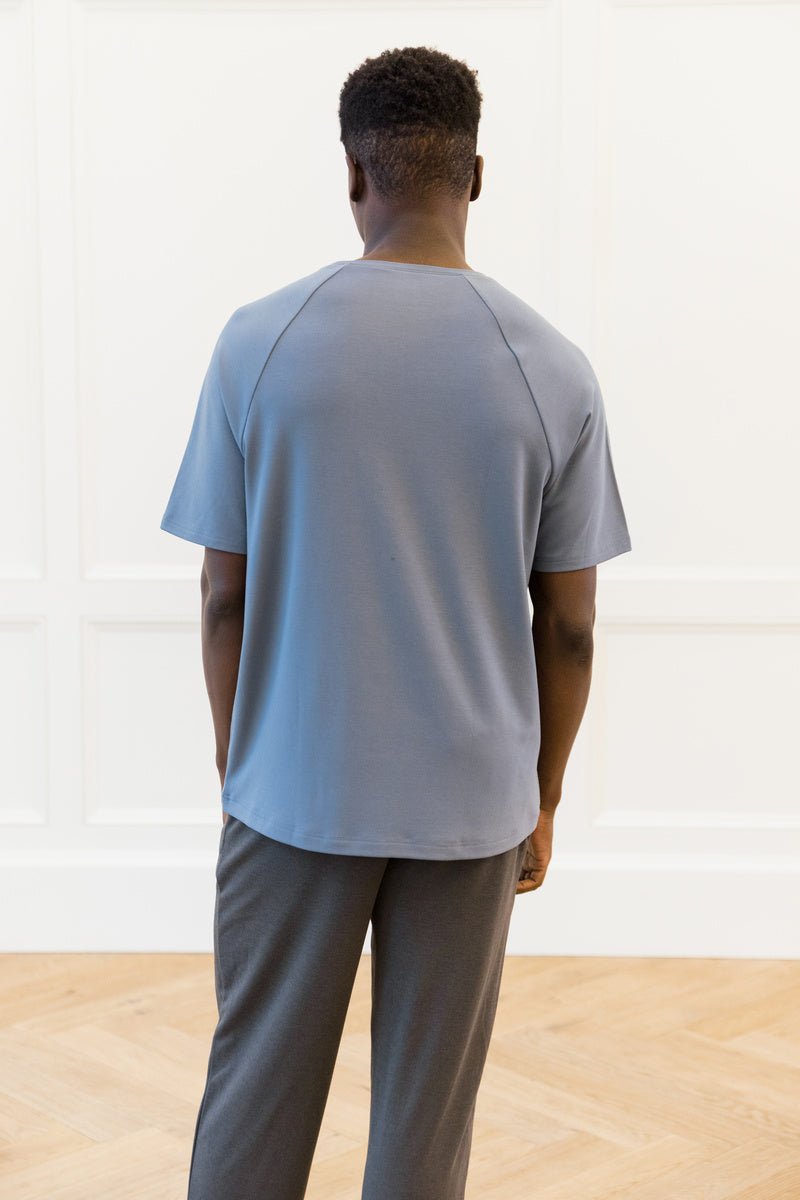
[
  {"x1": 532, "y1": 535, "x2": 632, "y2": 572},
  {"x1": 160, "y1": 516, "x2": 247, "y2": 555},
  {"x1": 221, "y1": 792, "x2": 535, "y2": 859}
]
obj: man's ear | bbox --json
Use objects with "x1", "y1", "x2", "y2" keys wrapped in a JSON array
[
  {"x1": 470, "y1": 155, "x2": 483, "y2": 202},
  {"x1": 347, "y1": 152, "x2": 363, "y2": 203}
]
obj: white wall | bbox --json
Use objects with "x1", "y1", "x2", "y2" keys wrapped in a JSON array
[{"x1": 2, "y1": 0, "x2": 798, "y2": 954}]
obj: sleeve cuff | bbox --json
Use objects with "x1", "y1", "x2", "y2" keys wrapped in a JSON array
[{"x1": 160, "y1": 516, "x2": 247, "y2": 555}]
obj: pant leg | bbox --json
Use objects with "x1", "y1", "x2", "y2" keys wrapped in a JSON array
[
  {"x1": 187, "y1": 815, "x2": 386, "y2": 1200},
  {"x1": 361, "y1": 836, "x2": 528, "y2": 1200}
]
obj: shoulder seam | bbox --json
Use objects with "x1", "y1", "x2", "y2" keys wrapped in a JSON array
[
  {"x1": 460, "y1": 275, "x2": 554, "y2": 487},
  {"x1": 240, "y1": 263, "x2": 349, "y2": 449}
]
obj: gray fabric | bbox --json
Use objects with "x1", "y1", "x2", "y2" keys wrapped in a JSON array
[
  {"x1": 161, "y1": 258, "x2": 632, "y2": 858},
  {"x1": 187, "y1": 815, "x2": 529, "y2": 1200}
]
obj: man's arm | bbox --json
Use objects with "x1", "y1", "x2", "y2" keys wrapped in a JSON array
[
  {"x1": 529, "y1": 565, "x2": 596, "y2": 814},
  {"x1": 200, "y1": 548, "x2": 247, "y2": 810}
]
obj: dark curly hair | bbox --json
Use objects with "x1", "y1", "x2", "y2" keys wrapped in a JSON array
[{"x1": 338, "y1": 46, "x2": 483, "y2": 202}]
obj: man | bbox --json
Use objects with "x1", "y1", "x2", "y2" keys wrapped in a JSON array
[{"x1": 160, "y1": 44, "x2": 632, "y2": 1200}]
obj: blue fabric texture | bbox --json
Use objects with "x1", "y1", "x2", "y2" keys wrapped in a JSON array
[{"x1": 160, "y1": 258, "x2": 632, "y2": 858}]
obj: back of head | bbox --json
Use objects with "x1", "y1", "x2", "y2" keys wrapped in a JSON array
[{"x1": 338, "y1": 45, "x2": 483, "y2": 202}]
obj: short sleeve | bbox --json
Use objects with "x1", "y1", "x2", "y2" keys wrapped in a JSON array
[
  {"x1": 160, "y1": 333, "x2": 247, "y2": 554},
  {"x1": 532, "y1": 372, "x2": 632, "y2": 572}
]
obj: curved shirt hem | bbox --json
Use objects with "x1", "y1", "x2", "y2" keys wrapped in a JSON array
[{"x1": 221, "y1": 793, "x2": 535, "y2": 860}]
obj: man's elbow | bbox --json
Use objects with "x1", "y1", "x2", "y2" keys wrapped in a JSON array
[
  {"x1": 557, "y1": 621, "x2": 594, "y2": 667},
  {"x1": 535, "y1": 612, "x2": 595, "y2": 666},
  {"x1": 200, "y1": 571, "x2": 245, "y2": 618},
  {"x1": 200, "y1": 550, "x2": 247, "y2": 615},
  {"x1": 203, "y1": 592, "x2": 245, "y2": 620}
]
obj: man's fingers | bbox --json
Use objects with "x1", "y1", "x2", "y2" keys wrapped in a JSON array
[{"x1": 517, "y1": 832, "x2": 552, "y2": 892}]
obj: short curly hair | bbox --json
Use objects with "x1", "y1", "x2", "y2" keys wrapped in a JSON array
[{"x1": 338, "y1": 46, "x2": 483, "y2": 202}]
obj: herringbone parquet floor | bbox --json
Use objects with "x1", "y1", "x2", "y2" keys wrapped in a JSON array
[{"x1": 1, "y1": 954, "x2": 798, "y2": 1199}]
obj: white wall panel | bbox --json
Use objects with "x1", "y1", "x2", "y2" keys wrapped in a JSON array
[
  {"x1": 595, "y1": 0, "x2": 800, "y2": 567},
  {"x1": 83, "y1": 619, "x2": 219, "y2": 825},
  {"x1": 599, "y1": 623, "x2": 800, "y2": 833},
  {"x1": 0, "y1": 620, "x2": 47, "y2": 824},
  {"x1": 0, "y1": 1, "x2": 43, "y2": 578}
]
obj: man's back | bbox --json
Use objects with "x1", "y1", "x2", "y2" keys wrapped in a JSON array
[{"x1": 160, "y1": 256, "x2": 632, "y2": 858}]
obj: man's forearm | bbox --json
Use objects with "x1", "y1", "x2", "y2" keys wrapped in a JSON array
[
  {"x1": 532, "y1": 616, "x2": 594, "y2": 813},
  {"x1": 201, "y1": 597, "x2": 245, "y2": 786}
]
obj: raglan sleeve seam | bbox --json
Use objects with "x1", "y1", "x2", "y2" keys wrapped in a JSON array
[
  {"x1": 461, "y1": 275, "x2": 555, "y2": 488},
  {"x1": 239, "y1": 265, "x2": 350, "y2": 452}
]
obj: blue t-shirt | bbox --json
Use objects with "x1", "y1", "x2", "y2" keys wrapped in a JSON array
[{"x1": 160, "y1": 258, "x2": 632, "y2": 858}]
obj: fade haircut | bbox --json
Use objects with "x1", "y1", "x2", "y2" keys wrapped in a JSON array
[{"x1": 338, "y1": 45, "x2": 483, "y2": 202}]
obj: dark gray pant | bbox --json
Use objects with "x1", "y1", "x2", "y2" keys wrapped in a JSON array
[{"x1": 187, "y1": 814, "x2": 528, "y2": 1200}]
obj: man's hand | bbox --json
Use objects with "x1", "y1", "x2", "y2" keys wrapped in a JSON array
[{"x1": 516, "y1": 809, "x2": 555, "y2": 894}]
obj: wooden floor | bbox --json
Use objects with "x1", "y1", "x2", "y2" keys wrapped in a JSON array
[{"x1": 1, "y1": 954, "x2": 798, "y2": 1199}]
